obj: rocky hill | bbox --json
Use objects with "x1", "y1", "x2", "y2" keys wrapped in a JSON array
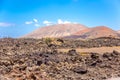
[
  {"x1": 117, "y1": 30, "x2": 120, "y2": 34},
  {"x1": 23, "y1": 24, "x2": 87, "y2": 39},
  {"x1": 23, "y1": 24, "x2": 120, "y2": 39},
  {"x1": 66, "y1": 26, "x2": 120, "y2": 39}
]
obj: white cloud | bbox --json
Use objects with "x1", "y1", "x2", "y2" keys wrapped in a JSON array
[
  {"x1": 43, "y1": 20, "x2": 51, "y2": 24},
  {"x1": 25, "y1": 21, "x2": 33, "y2": 24},
  {"x1": 57, "y1": 19, "x2": 72, "y2": 24},
  {"x1": 34, "y1": 24, "x2": 40, "y2": 27},
  {"x1": 0, "y1": 22, "x2": 15, "y2": 27},
  {"x1": 43, "y1": 20, "x2": 52, "y2": 26},
  {"x1": 25, "y1": 19, "x2": 78, "y2": 27},
  {"x1": 25, "y1": 19, "x2": 39, "y2": 26},
  {"x1": 58, "y1": 19, "x2": 64, "y2": 24},
  {"x1": 33, "y1": 19, "x2": 38, "y2": 23},
  {"x1": 64, "y1": 21, "x2": 71, "y2": 24}
]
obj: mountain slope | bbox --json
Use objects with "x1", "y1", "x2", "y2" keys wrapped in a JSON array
[
  {"x1": 23, "y1": 24, "x2": 120, "y2": 39},
  {"x1": 117, "y1": 30, "x2": 120, "y2": 34},
  {"x1": 23, "y1": 24, "x2": 88, "y2": 38},
  {"x1": 65, "y1": 26, "x2": 120, "y2": 39}
]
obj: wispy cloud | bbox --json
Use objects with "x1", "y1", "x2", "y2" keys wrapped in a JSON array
[
  {"x1": 43, "y1": 20, "x2": 52, "y2": 26},
  {"x1": 25, "y1": 18, "x2": 38, "y2": 25},
  {"x1": 43, "y1": 19, "x2": 77, "y2": 25},
  {"x1": 58, "y1": 19, "x2": 63, "y2": 24},
  {"x1": 0, "y1": 22, "x2": 15, "y2": 27},
  {"x1": 25, "y1": 21, "x2": 33, "y2": 24},
  {"x1": 25, "y1": 18, "x2": 40, "y2": 27},
  {"x1": 25, "y1": 19, "x2": 78, "y2": 27},
  {"x1": 64, "y1": 21, "x2": 71, "y2": 24},
  {"x1": 34, "y1": 24, "x2": 40, "y2": 27},
  {"x1": 33, "y1": 18, "x2": 38, "y2": 23},
  {"x1": 57, "y1": 19, "x2": 72, "y2": 24}
]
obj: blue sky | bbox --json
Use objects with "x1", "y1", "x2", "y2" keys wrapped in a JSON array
[{"x1": 0, "y1": 0, "x2": 120, "y2": 38}]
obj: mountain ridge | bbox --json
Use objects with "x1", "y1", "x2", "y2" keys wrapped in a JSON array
[
  {"x1": 22, "y1": 23, "x2": 120, "y2": 39},
  {"x1": 70, "y1": 26, "x2": 119, "y2": 39},
  {"x1": 117, "y1": 30, "x2": 120, "y2": 33},
  {"x1": 23, "y1": 23, "x2": 88, "y2": 38}
]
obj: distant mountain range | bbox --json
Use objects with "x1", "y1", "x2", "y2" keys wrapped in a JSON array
[{"x1": 23, "y1": 23, "x2": 120, "y2": 39}]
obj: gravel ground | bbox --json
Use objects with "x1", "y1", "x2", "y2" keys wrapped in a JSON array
[{"x1": 0, "y1": 37, "x2": 120, "y2": 80}]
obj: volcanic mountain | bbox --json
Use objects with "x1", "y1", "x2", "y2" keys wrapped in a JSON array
[
  {"x1": 66, "y1": 26, "x2": 120, "y2": 39},
  {"x1": 23, "y1": 24, "x2": 88, "y2": 38},
  {"x1": 23, "y1": 24, "x2": 120, "y2": 39},
  {"x1": 117, "y1": 30, "x2": 120, "y2": 34}
]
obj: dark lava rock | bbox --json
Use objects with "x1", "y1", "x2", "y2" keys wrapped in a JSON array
[
  {"x1": 102, "y1": 52, "x2": 112, "y2": 60},
  {"x1": 67, "y1": 49, "x2": 77, "y2": 56},
  {"x1": 0, "y1": 38, "x2": 120, "y2": 80},
  {"x1": 90, "y1": 53, "x2": 99, "y2": 59},
  {"x1": 36, "y1": 60, "x2": 42, "y2": 66},
  {"x1": 112, "y1": 50, "x2": 120, "y2": 56},
  {"x1": 72, "y1": 66, "x2": 88, "y2": 74},
  {"x1": 57, "y1": 39, "x2": 64, "y2": 43},
  {"x1": 48, "y1": 44, "x2": 56, "y2": 48}
]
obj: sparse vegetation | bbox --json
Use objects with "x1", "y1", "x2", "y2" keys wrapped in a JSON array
[
  {"x1": 0, "y1": 37, "x2": 120, "y2": 80},
  {"x1": 43, "y1": 37, "x2": 53, "y2": 45},
  {"x1": 43, "y1": 37, "x2": 63, "y2": 48}
]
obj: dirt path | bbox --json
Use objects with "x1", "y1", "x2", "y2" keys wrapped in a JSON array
[{"x1": 58, "y1": 46, "x2": 120, "y2": 54}]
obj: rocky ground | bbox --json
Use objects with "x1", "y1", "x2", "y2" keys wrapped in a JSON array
[
  {"x1": 59, "y1": 37, "x2": 120, "y2": 48},
  {"x1": 0, "y1": 37, "x2": 120, "y2": 80}
]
